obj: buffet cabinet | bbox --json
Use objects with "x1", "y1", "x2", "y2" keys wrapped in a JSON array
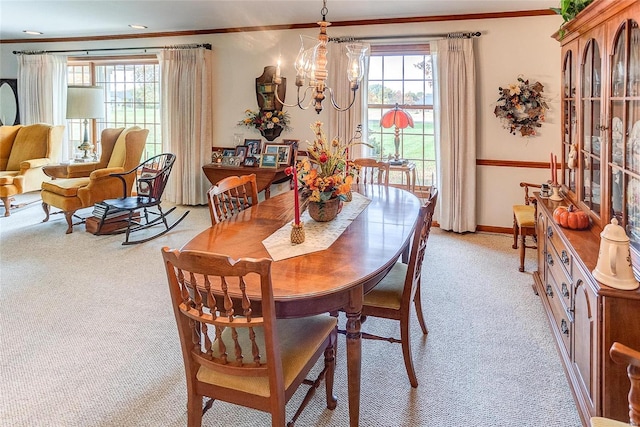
[
  {"x1": 541, "y1": 2, "x2": 640, "y2": 424},
  {"x1": 534, "y1": 196, "x2": 640, "y2": 425}
]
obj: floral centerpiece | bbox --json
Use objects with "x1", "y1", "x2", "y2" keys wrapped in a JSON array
[
  {"x1": 286, "y1": 121, "x2": 369, "y2": 222},
  {"x1": 494, "y1": 76, "x2": 549, "y2": 137}
]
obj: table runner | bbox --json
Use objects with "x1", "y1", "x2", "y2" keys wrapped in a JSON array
[{"x1": 262, "y1": 192, "x2": 371, "y2": 261}]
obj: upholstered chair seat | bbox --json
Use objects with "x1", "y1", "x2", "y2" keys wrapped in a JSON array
[
  {"x1": 41, "y1": 126, "x2": 147, "y2": 234},
  {"x1": 0, "y1": 123, "x2": 64, "y2": 216}
]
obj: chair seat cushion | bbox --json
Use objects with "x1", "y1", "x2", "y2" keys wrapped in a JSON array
[
  {"x1": 363, "y1": 262, "x2": 406, "y2": 310},
  {"x1": 0, "y1": 171, "x2": 19, "y2": 185},
  {"x1": 42, "y1": 178, "x2": 90, "y2": 197},
  {"x1": 590, "y1": 417, "x2": 630, "y2": 427},
  {"x1": 513, "y1": 205, "x2": 536, "y2": 227},
  {"x1": 196, "y1": 314, "x2": 336, "y2": 397}
]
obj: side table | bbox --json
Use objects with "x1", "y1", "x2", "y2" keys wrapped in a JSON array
[
  {"x1": 385, "y1": 161, "x2": 416, "y2": 193},
  {"x1": 202, "y1": 163, "x2": 290, "y2": 199}
]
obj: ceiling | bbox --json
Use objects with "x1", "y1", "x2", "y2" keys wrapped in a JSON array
[{"x1": 1, "y1": 0, "x2": 558, "y2": 42}]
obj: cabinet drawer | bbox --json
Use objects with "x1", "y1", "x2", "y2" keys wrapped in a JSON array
[
  {"x1": 546, "y1": 224, "x2": 572, "y2": 278},
  {"x1": 546, "y1": 247, "x2": 572, "y2": 309},
  {"x1": 545, "y1": 272, "x2": 572, "y2": 356}
]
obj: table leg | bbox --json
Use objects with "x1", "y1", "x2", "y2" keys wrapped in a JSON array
[{"x1": 345, "y1": 287, "x2": 363, "y2": 427}]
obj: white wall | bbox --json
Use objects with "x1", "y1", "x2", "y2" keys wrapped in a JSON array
[{"x1": 0, "y1": 13, "x2": 563, "y2": 229}]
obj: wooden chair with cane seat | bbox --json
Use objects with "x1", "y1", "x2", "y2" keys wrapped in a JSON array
[
  {"x1": 357, "y1": 187, "x2": 438, "y2": 388},
  {"x1": 206, "y1": 174, "x2": 259, "y2": 224},
  {"x1": 590, "y1": 342, "x2": 640, "y2": 427},
  {"x1": 161, "y1": 248, "x2": 338, "y2": 427},
  {"x1": 512, "y1": 182, "x2": 541, "y2": 272},
  {"x1": 353, "y1": 158, "x2": 390, "y2": 186}
]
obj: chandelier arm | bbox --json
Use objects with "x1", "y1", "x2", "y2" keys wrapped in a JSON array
[
  {"x1": 273, "y1": 84, "x2": 315, "y2": 109},
  {"x1": 327, "y1": 86, "x2": 358, "y2": 112}
]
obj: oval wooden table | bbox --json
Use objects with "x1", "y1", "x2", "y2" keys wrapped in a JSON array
[{"x1": 181, "y1": 184, "x2": 421, "y2": 426}]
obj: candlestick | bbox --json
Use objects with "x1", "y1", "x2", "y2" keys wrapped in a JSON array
[{"x1": 293, "y1": 165, "x2": 300, "y2": 225}]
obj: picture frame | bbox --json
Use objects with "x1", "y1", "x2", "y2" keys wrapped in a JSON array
[
  {"x1": 264, "y1": 143, "x2": 291, "y2": 166},
  {"x1": 211, "y1": 147, "x2": 224, "y2": 164},
  {"x1": 243, "y1": 156, "x2": 257, "y2": 167},
  {"x1": 259, "y1": 153, "x2": 278, "y2": 168},
  {"x1": 282, "y1": 139, "x2": 300, "y2": 166},
  {"x1": 222, "y1": 155, "x2": 242, "y2": 167},
  {"x1": 244, "y1": 139, "x2": 261, "y2": 157},
  {"x1": 234, "y1": 145, "x2": 248, "y2": 161},
  {"x1": 222, "y1": 148, "x2": 236, "y2": 157}
]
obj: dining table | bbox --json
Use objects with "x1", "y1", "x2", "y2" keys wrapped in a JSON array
[{"x1": 181, "y1": 184, "x2": 421, "y2": 426}]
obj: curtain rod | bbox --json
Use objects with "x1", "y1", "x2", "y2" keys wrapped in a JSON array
[
  {"x1": 329, "y1": 31, "x2": 481, "y2": 43},
  {"x1": 13, "y1": 43, "x2": 212, "y2": 55}
]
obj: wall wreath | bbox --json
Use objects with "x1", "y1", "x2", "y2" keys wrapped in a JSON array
[{"x1": 494, "y1": 76, "x2": 549, "y2": 137}]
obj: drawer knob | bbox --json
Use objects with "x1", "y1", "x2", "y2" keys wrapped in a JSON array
[
  {"x1": 547, "y1": 253, "x2": 554, "y2": 266},
  {"x1": 561, "y1": 282, "x2": 569, "y2": 298},
  {"x1": 547, "y1": 226, "x2": 553, "y2": 238},
  {"x1": 546, "y1": 284, "x2": 554, "y2": 297},
  {"x1": 561, "y1": 319, "x2": 569, "y2": 336},
  {"x1": 561, "y1": 250, "x2": 570, "y2": 265}
]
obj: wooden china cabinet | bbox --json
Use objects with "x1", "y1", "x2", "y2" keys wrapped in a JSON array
[{"x1": 533, "y1": 1, "x2": 640, "y2": 425}]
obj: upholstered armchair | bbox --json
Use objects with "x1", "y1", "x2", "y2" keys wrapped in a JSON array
[
  {"x1": 0, "y1": 123, "x2": 64, "y2": 216},
  {"x1": 41, "y1": 126, "x2": 148, "y2": 234}
]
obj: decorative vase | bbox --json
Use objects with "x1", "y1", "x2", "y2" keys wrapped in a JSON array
[
  {"x1": 290, "y1": 222, "x2": 305, "y2": 244},
  {"x1": 308, "y1": 197, "x2": 342, "y2": 222},
  {"x1": 260, "y1": 126, "x2": 283, "y2": 142}
]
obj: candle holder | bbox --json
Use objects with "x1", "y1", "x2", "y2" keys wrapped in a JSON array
[
  {"x1": 290, "y1": 222, "x2": 305, "y2": 244},
  {"x1": 550, "y1": 184, "x2": 563, "y2": 201}
]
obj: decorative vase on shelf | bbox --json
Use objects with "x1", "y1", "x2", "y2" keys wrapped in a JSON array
[
  {"x1": 260, "y1": 126, "x2": 283, "y2": 142},
  {"x1": 308, "y1": 197, "x2": 342, "y2": 222}
]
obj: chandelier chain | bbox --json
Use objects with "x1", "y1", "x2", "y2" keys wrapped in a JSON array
[{"x1": 321, "y1": 0, "x2": 328, "y2": 20}]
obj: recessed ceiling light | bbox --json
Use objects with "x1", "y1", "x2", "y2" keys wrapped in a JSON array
[
  {"x1": 129, "y1": 24, "x2": 147, "y2": 30},
  {"x1": 23, "y1": 30, "x2": 43, "y2": 35}
]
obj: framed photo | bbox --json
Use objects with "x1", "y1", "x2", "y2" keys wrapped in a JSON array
[
  {"x1": 222, "y1": 148, "x2": 236, "y2": 157},
  {"x1": 211, "y1": 147, "x2": 224, "y2": 163},
  {"x1": 264, "y1": 143, "x2": 291, "y2": 166},
  {"x1": 259, "y1": 153, "x2": 278, "y2": 168},
  {"x1": 243, "y1": 156, "x2": 257, "y2": 167},
  {"x1": 222, "y1": 155, "x2": 242, "y2": 167},
  {"x1": 282, "y1": 139, "x2": 299, "y2": 166},
  {"x1": 244, "y1": 139, "x2": 261, "y2": 157},
  {"x1": 234, "y1": 145, "x2": 248, "y2": 161}
]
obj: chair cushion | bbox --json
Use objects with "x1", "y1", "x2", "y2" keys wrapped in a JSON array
[
  {"x1": 513, "y1": 205, "x2": 536, "y2": 227},
  {"x1": 42, "y1": 178, "x2": 90, "y2": 197},
  {"x1": 196, "y1": 314, "x2": 336, "y2": 397},
  {"x1": 363, "y1": 262, "x2": 407, "y2": 310},
  {"x1": 6, "y1": 124, "x2": 50, "y2": 171},
  {"x1": 590, "y1": 417, "x2": 630, "y2": 427},
  {"x1": 107, "y1": 126, "x2": 141, "y2": 169},
  {"x1": 0, "y1": 171, "x2": 19, "y2": 184}
]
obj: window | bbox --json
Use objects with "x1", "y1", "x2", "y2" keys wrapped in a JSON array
[
  {"x1": 67, "y1": 57, "x2": 161, "y2": 160},
  {"x1": 366, "y1": 44, "x2": 436, "y2": 192}
]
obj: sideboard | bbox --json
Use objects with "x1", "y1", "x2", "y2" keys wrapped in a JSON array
[
  {"x1": 534, "y1": 194, "x2": 640, "y2": 426},
  {"x1": 202, "y1": 163, "x2": 290, "y2": 199}
]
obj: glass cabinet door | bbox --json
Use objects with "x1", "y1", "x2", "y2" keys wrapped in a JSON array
[
  {"x1": 581, "y1": 38, "x2": 602, "y2": 218},
  {"x1": 562, "y1": 48, "x2": 577, "y2": 193},
  {"x1": 610, "y1": 20, "x2": 640, "y2": 252}
]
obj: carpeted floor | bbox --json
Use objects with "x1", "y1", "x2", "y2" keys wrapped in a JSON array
[{"x1": 0, "y1": 194, "x2": 582, "y2": 426}]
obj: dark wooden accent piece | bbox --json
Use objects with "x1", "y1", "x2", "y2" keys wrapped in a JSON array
[
  {"x1": 534, "y1": 194, "x2": 640, "y2": 426},
  {"x1": 512, "y1": 182, "x2": 541, "y2": 272},
  {"x1": 182, "y1": 185, "x2": 422, "y2": 427},
  {"x1": 85, "y1": 211, "x2": 140, "y2": 234},
  {"x1": 202, "y1": 163, "x2": 289, "y2": 200}
]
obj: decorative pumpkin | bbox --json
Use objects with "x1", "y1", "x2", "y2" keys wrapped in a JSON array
[{"x1": 553, "y1": 204, "x2": 590, "y2": 230}]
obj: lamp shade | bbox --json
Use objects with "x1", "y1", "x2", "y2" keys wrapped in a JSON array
[
  {"x1": 380, "y1": 104, "x2": 414, "y2": 129},
  {"x1": 66, "y1": 86, "x2": 104, "y2": 119}
]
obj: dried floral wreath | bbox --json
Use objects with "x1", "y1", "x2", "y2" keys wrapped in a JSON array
[{"x1": 494, "y1": 76, "x2": 549, "y2": 137}]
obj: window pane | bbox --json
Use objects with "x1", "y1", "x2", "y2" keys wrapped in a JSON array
[
  {"x1": 383, "y1": 56, "x2": 403, "y2": 80},
  {"x1": 368, "y1": 56, "x2": 382, "y2": 80}
]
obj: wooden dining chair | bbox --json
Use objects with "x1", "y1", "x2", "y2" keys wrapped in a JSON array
[
  {"x1": 162, "y1": 247, "x2": 338, "y2": 427},
  {"x1": 512, "y1": 182, "x2": 541, "y2": 272},
  {"x1": 359, "y1": 187, "x2": 438, "y2": 388},
  {"x1": 353, "y1": 158, "x2": 390, "y2": 186},
  {"x1": 590, "y1": 342, "x2": 640, "y2": 427},
  {"x1": 207, "y1": 173, "x2": 259, "y2": 224}
]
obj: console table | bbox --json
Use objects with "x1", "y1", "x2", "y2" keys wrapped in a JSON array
[
  {"x1": 384, "y1": 161, "x2": 416, "y2": 193},
  {"x1": 202, "y1": 163, "x2": 289, "y2": 199}
]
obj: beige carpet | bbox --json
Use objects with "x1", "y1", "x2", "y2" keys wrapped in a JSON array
[{"x1": 0, "y1": 195, "x2": 582, "y2": 426}]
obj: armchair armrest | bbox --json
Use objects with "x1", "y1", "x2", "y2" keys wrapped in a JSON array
[
  {"x1": 20, "y1": 158, "x2": 52, "y2": 171},
  {"x1": 42, "y1": 162, "x2": 100, "y2": 179},
  {"x1": 90, "y1": 167, "x2": 124, "y2": 180}
]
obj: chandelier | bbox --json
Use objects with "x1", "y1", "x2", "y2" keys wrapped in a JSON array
[{"x1": 273, "y1": 0, "x2": 368, "y2": 114}]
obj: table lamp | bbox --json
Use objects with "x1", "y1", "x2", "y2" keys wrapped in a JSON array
[
  {"x1": 380, "y1": 103, "x2": 414, "y2": 165},
  {"x1": 67, "y1": 85, "x2": 104, "y2": 160}
]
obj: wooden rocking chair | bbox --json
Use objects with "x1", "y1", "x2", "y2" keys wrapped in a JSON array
[{"x1": 97, "y1": 153, "x2": 189, "y2": 244}]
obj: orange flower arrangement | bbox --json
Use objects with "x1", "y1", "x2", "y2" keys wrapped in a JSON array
[{"x1": 287, "y1": 121, "x2": 366, "y2": 202}]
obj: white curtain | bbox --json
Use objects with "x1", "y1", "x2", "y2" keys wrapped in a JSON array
[
  {"x1": 327, "y1": 42, "x2": 370, "y2": 159},
  {"x1": 17, "y1": 54, "x2": 69, "y2": 159},
  {"x1": 431, "y1": 38, "x2": 476, "y2": 233},
  {"x1": 159, "y1": 47, "x2": 212, "y2": 205}
]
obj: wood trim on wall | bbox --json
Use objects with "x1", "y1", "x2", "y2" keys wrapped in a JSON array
[
  {"x1": 1, "y1": 9, "x2": 556, "y2": 44},
  {"x1": 476, "y1": 159, "x2": 552, "y2": 169}
]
